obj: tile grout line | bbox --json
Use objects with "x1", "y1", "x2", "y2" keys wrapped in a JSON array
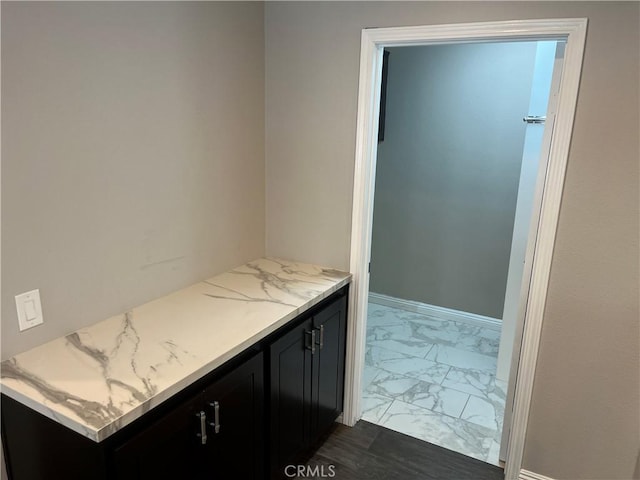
[
  {"x1": 422, "y1": 342, "x2": 435, "y2": 359},
  {"x1": 439, "y1": 365, "x2": 452, "y2": 385},
  {"x1": 376, "y1": 398, "x2": 396, "y2": 424},
  {"x1": 459, "y1": 393, "x2": 472, "y2": 419}
]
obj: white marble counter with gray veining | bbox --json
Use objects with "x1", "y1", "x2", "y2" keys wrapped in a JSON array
[{"x1": 0, "y1": 258, "x2": 351, "y2": 442}]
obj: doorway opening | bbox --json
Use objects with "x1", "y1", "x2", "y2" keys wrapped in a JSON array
[
  {"x1": 343, "y1": 19, "x2": 587, "y2": 480},
  {"x1": 361, "y1": 39, "x2": 562, "y2": 466}
]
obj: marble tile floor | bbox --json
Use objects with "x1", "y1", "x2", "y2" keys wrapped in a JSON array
[{"x1": 361, "y1": 302, "x2": 507, "y2": 466}]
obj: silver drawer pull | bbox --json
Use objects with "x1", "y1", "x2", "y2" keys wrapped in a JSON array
[
  {"x1": 316, "y1": 324, "x2": 324, "y2": 349},
  {"x1": 208, "y1": 401, "x2": 221, "y2": 434},
  {"x1": 306, "y1": 329, "x2": 316, "y2": 354},
  {"x1": 213, "y1": 401, "x2": 220, "y2": 434},
  {"x1": 196, "y1": 411, "x2": 207, "y2": 445}
]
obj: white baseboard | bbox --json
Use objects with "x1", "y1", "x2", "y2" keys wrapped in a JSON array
[
  {"x1": 519, "y1": 469, "x2": 556, "y2": 480},
  {"x1": 368, "y1": 292, "x2": 502, "y2": 331}
]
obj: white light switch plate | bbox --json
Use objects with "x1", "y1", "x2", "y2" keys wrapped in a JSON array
[{"x1": 15, "y1": 289, "x2": 44, "y2": 331}]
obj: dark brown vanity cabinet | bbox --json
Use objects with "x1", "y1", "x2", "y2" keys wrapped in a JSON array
[
  {"x1": 1, "y1": 351, "x2": 265, "y2": 480},
  {"x1": 1, "y1": 287, "x2": 348, "y2": 480},
  {"x1": 113, "y1": 351, "x2": 264, "y2": 480},
  {"x1": 269, "y1": 294, "x2": 347, "y2": 478}
]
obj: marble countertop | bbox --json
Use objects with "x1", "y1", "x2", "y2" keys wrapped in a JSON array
[{"x1": 0, "y1": 258, "x2": 351, "y2": 442}]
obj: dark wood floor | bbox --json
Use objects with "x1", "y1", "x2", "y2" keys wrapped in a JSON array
[{"x1": 297, "y1": 421, "x2": 504, "y2": 480}]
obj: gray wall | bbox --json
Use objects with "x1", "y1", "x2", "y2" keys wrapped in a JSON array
[
  {"x1": 1, "y1": 3, "x2": 638, "y2": 479},
  {"x1": 265, "y1": 2, "x2": 639, "y2": 479},
  {"x1": 1, "y1": 2, "x2": 266, "y2": 360},
  {"x1": 369, "y1": 43, "x2": 537, "y2": 319}
]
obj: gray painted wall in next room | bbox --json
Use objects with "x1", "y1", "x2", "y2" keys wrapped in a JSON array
[{"x1": 369, "y1": 42, "x2": 538, "y2": 319}]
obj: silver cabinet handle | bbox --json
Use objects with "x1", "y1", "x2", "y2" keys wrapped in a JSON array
[
  {"x1": 196, "y1": 411, "x2": 207, "y2": 445},
  {"x1": 318, "y1": 324, "x2": 324, "y2": 349},
  {"x1": 207, "y1": 401, "x2": 221, "y2": 434},
  {"x1": 213, "y1": 401, "x2": 220, "y2": 434},
  {"x1": 306, "y1": 329, "x2": 316, "y2": 354}
]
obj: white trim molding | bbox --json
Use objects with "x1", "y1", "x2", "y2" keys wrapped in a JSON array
[
  {"x1": 368, "y1": 292, "x2": 502, "y2": 331},
  {"x1": 519, "y1": 469, "x2": 557, "y2": 480},
  {"x1": 343, "y1": 18, "x2": 588, "y2": 480}
]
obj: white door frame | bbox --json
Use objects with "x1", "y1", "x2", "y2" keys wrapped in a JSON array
[{"x1": 343, "y1": 18, "x2": 587, "y2": 480}]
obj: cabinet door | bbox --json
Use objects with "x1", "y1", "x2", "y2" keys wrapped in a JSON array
[
  {"x1": 311, "y1": 295, "x2": 347, "y2": 442},
  {"x1": 269, "y1": 318, "x2": 313, "y2": 478},
  {"x1": 1, "y1": 394, "x2": 109, "y2": 480},
  {"x1": 202, "y1": 352, "x2": 264, "y2": 480},
  {"x1": 112, "y1": 391, "x2": 207, "y2": 480}
]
